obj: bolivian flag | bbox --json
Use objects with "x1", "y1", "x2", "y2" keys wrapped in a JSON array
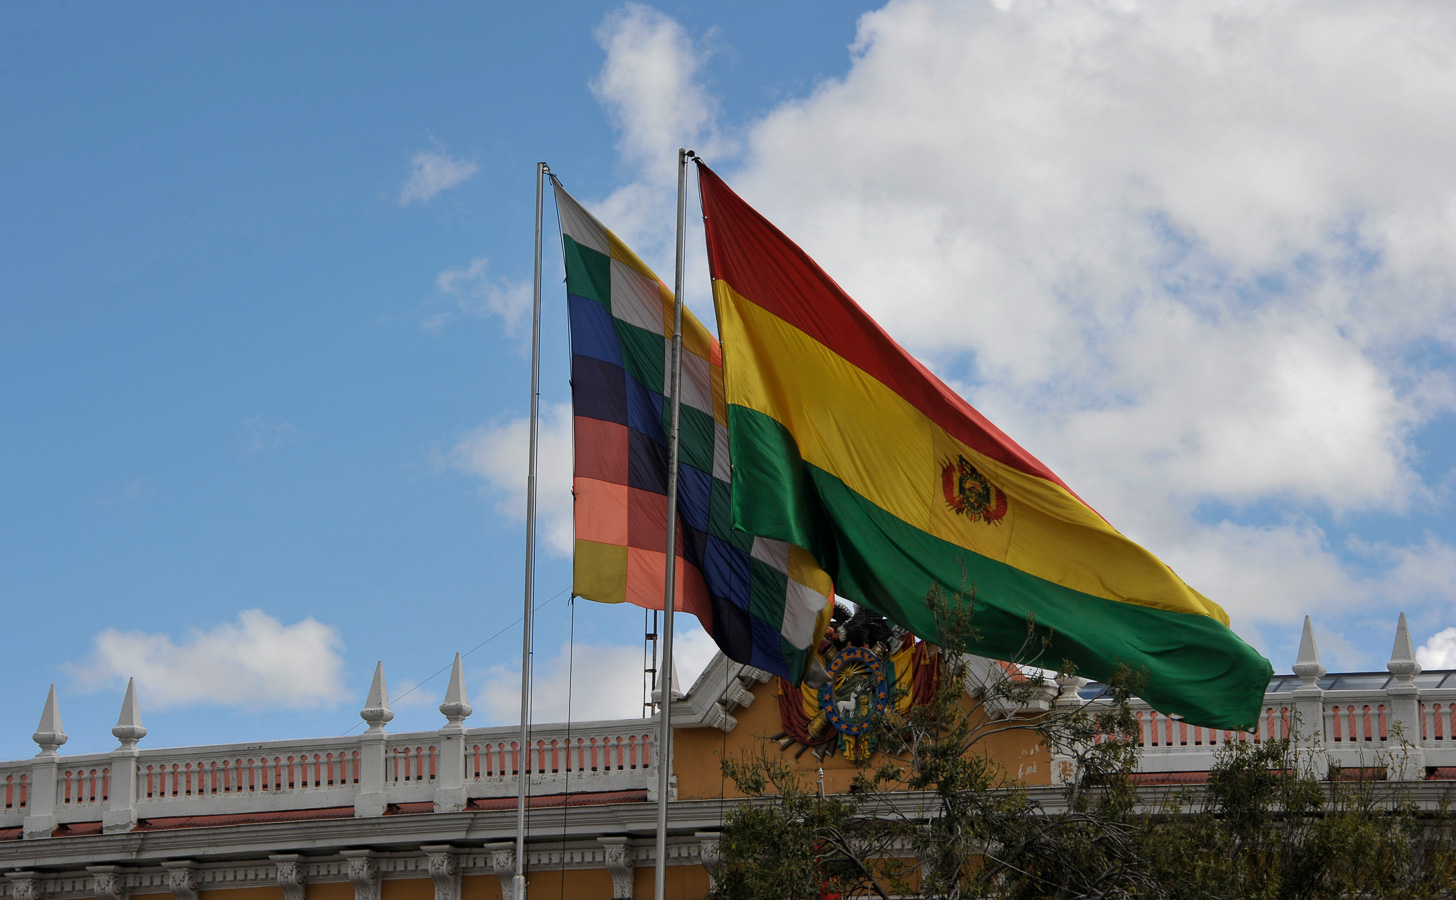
[{"x1": 697, "y1": 162, "x2": 1271, "y2": 730}]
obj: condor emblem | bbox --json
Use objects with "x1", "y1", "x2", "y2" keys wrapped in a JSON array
[{"x1": 941, "y1": 454, "x2": 1008, "y2": 524}]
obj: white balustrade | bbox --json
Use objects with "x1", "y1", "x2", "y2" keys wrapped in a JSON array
[
  {"x1": 1, "y1": 768, "x2": 29, "y2": 815},
  {"x1": 1103, "y1": 687, "x2": 1456, "y2": 775},
  {"x1": 464, "y1": 724, "x2": 655, "y2": 797},
  {"x1": 1, "y1": 616, "x2": 1446, "y2": 835},
  {"x1": 0, "y1": 719, "x2": 658, "y2": 833},
  {"x1": 58, "y1": 763, "x2": 109, "y2": 810}
]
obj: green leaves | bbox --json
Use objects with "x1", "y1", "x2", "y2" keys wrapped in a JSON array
[{"x1": 709, "y1": 585, "x2": 1456, "y2": 899}]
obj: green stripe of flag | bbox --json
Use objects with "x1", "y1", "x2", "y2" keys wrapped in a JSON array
[{"x1": 730, "y1": 405, "x2": 1272, "y2": 731}]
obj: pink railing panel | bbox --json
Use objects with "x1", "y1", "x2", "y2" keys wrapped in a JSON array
[
  {"x1": 60, "y1": 767, "x2": 109, "y2": 806},
  {"x1": 465, "y1": 732, "x2": 654, "y2": 782},
  {"x1": 3, "y1": 773, "x2": 27, "y2": 811},
  {"x1": 142, "y1": 751, "x2": 359, "y2": 798}
]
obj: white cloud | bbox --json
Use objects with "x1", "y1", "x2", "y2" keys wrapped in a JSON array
[
  {"x1": 1418, "y1": 628, "x2": 1456, "y2": 669},
  {"x1": 723, "y1": 0, "x2": 1456, "y2": 522},
  {"x1": 429, "y1": 257, "x2": 533, "y2": 335},
  {"x1": 399, "y1": 148, "x2": 478, "y2": 206},
  {"x1": 444, "y1": 402, "x2": 575, "y2": 555},
  {"x1": 578, "y1": 1, "x2": 1456, "y2": 634},
  {"x1": 475, "y1": 622, "x2": 721, "y2": 725},
  {"x1": 592, "y1": 4, "x2": 723, "y2": 181},
  {"x1": 583, "y1": 5, "x2": 723, "y2": 304},
  {"x1": 1159, "y1": 517, "x2": 1359, "y2": 629},
  {"x1": 67, "y1": 610, "x2": 347, "y2": 711}
]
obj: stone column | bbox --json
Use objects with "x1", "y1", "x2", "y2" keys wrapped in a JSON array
[
  {"x1": 1386, "y1": 613, "x2": 1426, "y2": 781},
  {"x1": 23, "y1": 686, "x2": 66, "y2": 840},
  {"x1": 1291, "y1": 616, "x2": 1328, "y2": 778},
  {"x1": 356, "y1": 663, "x2": 393, "y2": 818},
  {"x1": 1050, "y1": 674, "x2": 1087, "y2": 786},
  {"x1": 103, "y1": 679, "x2": 147, "y2": 834},
  {"x1": 434, "y1": 654, "x2": 472, "y2": 813}
]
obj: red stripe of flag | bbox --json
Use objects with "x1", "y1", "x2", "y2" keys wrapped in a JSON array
[{"x1": 698, "y1": 163, "x2": 1081, "y2": 500}]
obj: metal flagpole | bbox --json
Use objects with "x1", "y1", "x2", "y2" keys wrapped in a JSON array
[
  {"x1": 515, "y1": 160, "x2": 549, "y2": 900},
  {"x1": 654, "y1": 147, "x2": 693, "y2": 900}
]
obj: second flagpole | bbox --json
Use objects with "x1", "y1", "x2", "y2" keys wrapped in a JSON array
[
  {"x1": 514, "y1": 160, "x2": 548, "y2": 900},
  {"x1": 653, "y1": 147, "x2": 693, "y2": 900}
]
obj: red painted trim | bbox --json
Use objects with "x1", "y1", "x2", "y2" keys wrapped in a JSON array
[{"x1": 467, "y1": 789, "x2": 648, "y2": 811}]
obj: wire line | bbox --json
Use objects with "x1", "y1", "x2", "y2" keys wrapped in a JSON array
[{"x1": 339, "y1": 585, "x2": 571, "y2": 736}]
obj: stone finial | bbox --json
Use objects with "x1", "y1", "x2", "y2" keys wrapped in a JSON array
[
  {"x1": 1292, "y1": 616, "x2": 1326, "y2": 687},
  {"x1": 33, "y1": 684, "x2": 67, "y2": 756},
  {"x1": 1388, "y1": 612, "x2": 1422, "y2": 685},
  {"x1": 112, "y1": 678, "x2": 147, "y2": 750},
  {"x1": 1055, "y1": 672, "x2": 1089, "y2": 705},
  {"x1": 439, "y1": 653, "x2": 473, "y2": 726},
  {"x1": 650, "y1": 655, "x2": 684, "y2": 706},
  {"x1": 360, "y1": 662, "x2": 394, "y2": 733}
]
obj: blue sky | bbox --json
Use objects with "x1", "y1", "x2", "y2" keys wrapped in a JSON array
[{"x1": 4, "y1": 0, "x2": 1456, "y2": 761}]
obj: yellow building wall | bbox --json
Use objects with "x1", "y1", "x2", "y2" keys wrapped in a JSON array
[
  {"x1": 379, "y1": 880, "x2": 432, "y2": 900},
  {"x1": 173, "y1": 872, "x2": 707, "y2": 900},
  {"x1": 305, "y1": 883, "x2": 352, "y2": 900},
  {"x1": 634, "y1": 864, "x2": 710, "y2": 900},
  {"x1": 674, "y1": 675, "x2": 1051, "y2": 800},
  {"x1": 464, "y1": 868, "x2": 709, "y2": 900},
  {"x1": 200, "y1": 890, "x2": 284, "y2": 900},
  {"x1": 461, "y1": 874, "x2": 501, "y2": 900}
]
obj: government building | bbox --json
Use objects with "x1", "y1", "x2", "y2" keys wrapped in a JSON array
[{"x1": 1, "y1": 614, "x2": 1452, "y2": 899}]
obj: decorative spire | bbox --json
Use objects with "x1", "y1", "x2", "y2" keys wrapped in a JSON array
[
  {"x1": 439, "y1": 652, "x2": 473, "y2": 726},
  {"x1": 112, "y1": 677, "x2": 147, "y2": 750},
  {"x1": 32, "y1": 684, "x2": 67, "y2": 756},
  {"x1": 1292, "y1": 615, "x2": 1326, "y2": 687},
  {"x1": 651, "y1": 653, "x2": 685, "y2": 705},
  {"x1": 1388, "y1": 612, "x2": 1422, "y2": 685},
  {"x1": 360, "y1": 662, "x2": 394, "y2": 733}
]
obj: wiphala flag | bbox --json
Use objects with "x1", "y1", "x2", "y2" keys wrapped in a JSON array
[{"x1": 555, "y1": 180, "x2": 834, "y2": 682}]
